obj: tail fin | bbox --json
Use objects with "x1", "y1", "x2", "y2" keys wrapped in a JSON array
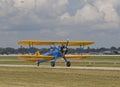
[{"x1": 35, "y1": 51, "x2": 41, "y2": 56}]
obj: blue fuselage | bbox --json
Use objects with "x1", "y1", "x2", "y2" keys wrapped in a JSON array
[
  {"x1": 44, "y1": 46, "x2": 61, "y2": 58},
  {"x1": 38, "y1": 46, "x2": 68, "y2": 64}
]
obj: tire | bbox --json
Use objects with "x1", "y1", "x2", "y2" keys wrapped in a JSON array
[
  {"x1": 37, "y1": 61, "x2": 40, "y2": 66},
  {"x1": 66, "y1": 61, "x2": 71, "y2": 67},
  {"x1": 51, "y1": 61, "x2": 55, "y2": 67}
]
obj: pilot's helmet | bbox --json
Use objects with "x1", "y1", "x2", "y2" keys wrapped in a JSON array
[{"x1": 57, "y1": 46, "x2": 61, "y2": 50}]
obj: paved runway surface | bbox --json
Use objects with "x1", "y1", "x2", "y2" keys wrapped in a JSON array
[{"x1": 0, "y1": 64, "x2": 120, "y2": 70}]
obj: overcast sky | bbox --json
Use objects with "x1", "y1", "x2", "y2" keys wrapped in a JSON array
[{"x1": 0, "y1": 0, "x2": 120, "y2": 48}]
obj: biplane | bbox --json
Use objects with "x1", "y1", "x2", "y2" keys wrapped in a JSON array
[{"x1": 18, "y1": 40, "x2": 94, "y2": 67}]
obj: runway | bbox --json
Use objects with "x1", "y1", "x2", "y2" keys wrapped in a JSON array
[{"x1": 0, "y1": 64, "x2": 120, "y2": 71}]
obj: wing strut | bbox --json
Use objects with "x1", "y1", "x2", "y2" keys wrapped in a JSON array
[
  {"x1": 79, "y1": 45, "x2": 85, "y2": 55},
  {"x1": 29, "y1": 42, "x2": 35, "y2": 54}
]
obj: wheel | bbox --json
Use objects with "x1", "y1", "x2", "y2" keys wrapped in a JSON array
[
  {"x1": 37, "y1": 61, "x2": 40, "y2": 66},
  {"x1": 51, "y1": 61, "x2": 55, "y2": 67},
  {"x1": 66, "y1": 61, "x2": 71, "y2": 67}
]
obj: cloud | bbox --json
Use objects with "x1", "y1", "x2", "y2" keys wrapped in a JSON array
[
  {"x1": 13, "y1": 0, "x2": 68, "y2": 18},
  {"x1": 60, "y1": 4, "x2": 101, "y2": 24},
  {"x1": 93, "y1": 0, "x2": 120, "y2": 28},
  {"x1": 1, "y1": 0, "x2": 120, "y2": 31},
  {"x1": 0, "y1": 0, "x2": 120, "y2": 48},
  {"x1": 0, "y1": 0, "x2": 68, "y2": 31},
  {"x1": 60, "y1": 0, "x2": 120, "y2": 29}
]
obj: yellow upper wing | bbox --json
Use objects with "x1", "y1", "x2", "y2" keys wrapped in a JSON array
[{"x1": 18, "y1": 40, "x2": 94, "y2": 46}]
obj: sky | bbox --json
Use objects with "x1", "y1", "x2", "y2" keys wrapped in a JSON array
[{"x1": 0, "y1": 0, "x2": 120, "y2": 48}]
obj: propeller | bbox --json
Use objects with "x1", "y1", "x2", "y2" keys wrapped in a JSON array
[{"x1": 60, "y1": 40, "x2": 69, "y2": 55}]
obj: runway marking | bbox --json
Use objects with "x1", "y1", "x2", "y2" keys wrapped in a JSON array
[{"x1": 0, "y1": 64, "x2": 120, "y2": 70}]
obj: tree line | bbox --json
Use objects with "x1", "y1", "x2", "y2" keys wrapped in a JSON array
[{"x1": 0, "y1": 46, "x2": 120, "y2": 55}]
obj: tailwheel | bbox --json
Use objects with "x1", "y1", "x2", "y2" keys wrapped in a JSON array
[
  {"x1": 66, "y1": 61, "x2": 71, "y2": 67},
  {"x1": 51, "y1": 61, "x2": 55, "y2": 67}
]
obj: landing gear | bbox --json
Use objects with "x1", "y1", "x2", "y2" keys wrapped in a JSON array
[
  {"x1": 37, "y1": 61, "x2": 40, "y2": 66},
  {"x1": 66, "y1": 61, "x2": 71, "y2": 67},
  {"x1": 51, "y1": 61, "x2": 55, "y2": 67}
]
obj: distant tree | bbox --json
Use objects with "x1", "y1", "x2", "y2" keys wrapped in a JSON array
[
  {"x1": 110, "y1": 46, "x2": 117, "y2": 51},
  {"x1": 99, "y1": 47, "x2": 108, "y2": 52},
  {"x1": 68, "y1": 48, "x2": 75, "y2": 54},
  {"x1": 117, "y1": 47, "x2": 120, "y2": 51},
  {"x1": 40, "y1": 48, "x2": 49, "y2": 54}
]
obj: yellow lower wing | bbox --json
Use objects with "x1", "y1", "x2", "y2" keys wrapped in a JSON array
[
  {"x1": 18, "y1": 54, "x2": 53, "y2": 62},
  {"x1": 18, "y1": 54, "x2": 90, "y2": 62},
  {"x1": 65, "y1": 54, "x2": 90, "y2": 59}
]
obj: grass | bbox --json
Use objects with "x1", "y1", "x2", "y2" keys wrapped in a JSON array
[
  {"x1": 0, "y1": 56, "x2": 17, "y2": 60},
  {"x1": 0, "y1": 56, "x2": 120, "y2": 87},
  {"x1": 0, "y1": 67, "x2": 120, "y2": 87},
  {"x1": 89, "y1": 56, "x2": 120, "y2": 60}
]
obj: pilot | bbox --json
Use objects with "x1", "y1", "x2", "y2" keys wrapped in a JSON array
[{"x1": 60, "y1": 45, "x2": 68, "y2": 54}]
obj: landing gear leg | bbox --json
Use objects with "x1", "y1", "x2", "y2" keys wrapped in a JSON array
[
  {"x1": 63, "y1": 56, "x2": 71, "y2": 67},
  {"x1": 51, "y1": 56, "x2": 58, "y2": 67}
]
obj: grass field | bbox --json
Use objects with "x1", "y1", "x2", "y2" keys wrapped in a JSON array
[
  {"x1": 0, "y1": 67, "x2": 120, "y2": 87},
  {"x1": 0, "y1": 55, "x2": 120, "y2": 87}
]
